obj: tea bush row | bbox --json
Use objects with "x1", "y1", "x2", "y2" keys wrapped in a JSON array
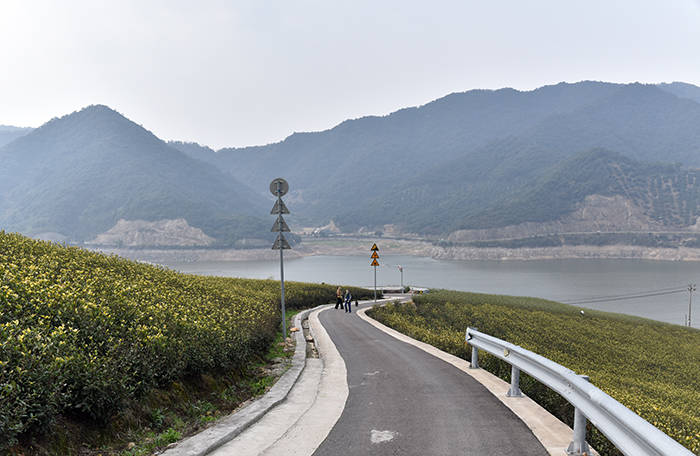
[
  {"x1": 369, "y1": 290, "x2": 700, "y2": 455},
  {"x1": 0, "y1": 232, "x2": 370, "y2": 448}
]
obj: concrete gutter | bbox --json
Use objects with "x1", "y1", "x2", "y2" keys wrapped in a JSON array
[
  {"x1": 357, "y1": 304, "x2": 599, "y2": 456},
  {"x1": 162, "y1": 304, "x2": 326, "y2": 456}
]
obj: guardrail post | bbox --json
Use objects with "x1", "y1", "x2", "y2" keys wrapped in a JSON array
[
  {"x1": 466, "y1": 327, "x2": 479, "y2": 369},
  {"x1": 507, "y1": 365, "x2": 522, "y2": 397},
  {"x1": 567, "y1": 375, "x2": 590, "y2": 456}
]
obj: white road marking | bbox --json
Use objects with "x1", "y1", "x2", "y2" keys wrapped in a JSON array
[{"x1": 370, "y1": 429, "x2": 397, "y2": 444}]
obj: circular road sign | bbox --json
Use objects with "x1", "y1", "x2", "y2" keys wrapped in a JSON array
[{"x1": 269, "y1": 178, "x2": 289, "y2": 197}]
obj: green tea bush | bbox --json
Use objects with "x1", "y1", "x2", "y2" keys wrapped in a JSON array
[
  {"x1": 369, "y1": 290, "x2": 700, "y2": 455},
  {"x1": 0, "y1": 232, "x2": 363, "y2": 449}
]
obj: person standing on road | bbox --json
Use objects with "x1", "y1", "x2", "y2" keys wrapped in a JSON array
[
  {"x1": 335, "y1": 286, "x2": 343, "y2": 310},
  {"x1": 344, "y1": 289, "x2": 353, "y2": 313}
]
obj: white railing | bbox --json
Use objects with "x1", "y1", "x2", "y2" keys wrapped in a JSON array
[{"x1": 465, "y1": 327, "x2": 693, "y2": 456}]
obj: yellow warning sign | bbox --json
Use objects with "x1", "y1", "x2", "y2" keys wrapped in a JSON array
[
  {"x1": 371, "y1": 251, "x2": 379, "y2": 259},
  {"x1": 370, "y1": 243, "x2": 379, "y2": 251},
  {"x1": 371, "y1": 259, "x2": 380, "y2": 267}
]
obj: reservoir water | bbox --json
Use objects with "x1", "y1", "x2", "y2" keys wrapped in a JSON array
[{"x1": 163, "y1": 255, "x2": 700, "y2": 327}]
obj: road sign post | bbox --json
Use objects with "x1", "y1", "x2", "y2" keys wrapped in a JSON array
[
  {"x1": 270, "y1": 178, "x2": 291, "y2": 337},
  {"x1": 371, "y1": 243, "x2": 379, "y2": 302}
]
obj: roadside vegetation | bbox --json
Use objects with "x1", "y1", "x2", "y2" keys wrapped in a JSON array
[
  {"x1": 368, "y1": 290, "x2": 700, "y2": 455},
  {"x1": 0, "y1": 231, "x2": 374, "y2": 454}
]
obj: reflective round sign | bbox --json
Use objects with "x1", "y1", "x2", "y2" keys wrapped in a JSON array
[{"x1": 269, "y1": 178, "x2": 289, "y2": 197}]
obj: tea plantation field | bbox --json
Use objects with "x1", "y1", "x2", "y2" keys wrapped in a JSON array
[
  {"x1": 0, "y1": 231, "x2": 373, "y2": 452},
  {"x1": 368, "y1": 290, "x2": 700, "y2": 455}
]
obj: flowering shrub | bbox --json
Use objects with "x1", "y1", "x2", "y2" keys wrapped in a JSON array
[
  {"x1": 0, "y1": 232, "x2": 373, "y2": 448},
  {"x1": 369, "y1": 290, "x2": 700, "y2": 455}
]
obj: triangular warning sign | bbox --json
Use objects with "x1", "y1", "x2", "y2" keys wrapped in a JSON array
[
  {"x1": 371, "y1": 251, "x2": 379, "y2": 259},
  {"x1": 371, "y1": 258, "x2": 379, "y2": 267},
  {"x1": 370, "y1": 243, "x2": 379, "y2": 251},
  {"x1": 270, "y1": 199, "x2": 290, "y2": 215},
  {"x1": 272, "y1": 233, "x2": 291, "y2": 250},
  {"x1": 271, "y1": 215, "x2": 290, "y2": 232}
]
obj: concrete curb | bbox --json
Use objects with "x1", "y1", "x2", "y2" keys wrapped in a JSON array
[
  {"x1": 162, "y1": 304, "x2": 326, "y2": 456},
  {"x1": 357, "y1": 303, "x2": 599, "y2": 456}
]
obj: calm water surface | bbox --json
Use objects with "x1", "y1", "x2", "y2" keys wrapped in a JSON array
[{"x1": 163, "y1": 255, "x2": 700, "y2": 327}]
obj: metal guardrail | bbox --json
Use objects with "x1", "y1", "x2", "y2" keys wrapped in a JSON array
[{"x1": 465, "y1": 327, "x2": 693, "y2": 456}]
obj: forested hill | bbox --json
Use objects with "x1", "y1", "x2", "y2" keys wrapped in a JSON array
[
  {"x1": 337, "y1": 83, "x2": 700, "y2": 233},
  {"x1": 187, "y1": 81, "x2": 700, "y2": 236},
  {"x1": 454, "y1": 149, "x2": 699, "y2": 231},
  {"x1": 213, "y1": 81, "x2": 625, "y2": 211},
  {"x1": 0, "y1": 125, "x2": 32, "y2": 148},
  {"x1": 658, "y1": 81, "x2": 700, "y2": 104},
  {"x1": 0, "y1": 106, "x2": 270, "y2": 245}
]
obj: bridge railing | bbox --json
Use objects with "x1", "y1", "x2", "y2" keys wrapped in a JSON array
[{"x1": 465, "y1": 327, "x2": 693, "y2": 456}]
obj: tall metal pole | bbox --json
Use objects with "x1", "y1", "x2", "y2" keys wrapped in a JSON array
[
  {"x1": 688, "y1": 284, "x2": 696, "y2": 327},
  {"x1": 269, "y1": 178, "x2": 290, "y2": 340},
  {"x1": 279, "y1": 195, "x2": 286, "y2": 337},
  {"x1": 370, "y1": 244, "x2": 379, "y2": 301},
  {"x1": 374, "y1": 266, "x2": 377, "y2": 302}
]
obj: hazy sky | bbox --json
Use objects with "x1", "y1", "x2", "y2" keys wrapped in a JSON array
[{"x1": 1, "y1": 1, "x2": 699, "y2": 149}]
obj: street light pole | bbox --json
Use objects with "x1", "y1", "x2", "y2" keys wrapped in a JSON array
[{"x1": 398, "y1": 265, "x2": 403, "y2": 291}]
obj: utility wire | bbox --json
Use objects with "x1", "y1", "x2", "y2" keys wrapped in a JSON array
[
  {"x1": 562, "y1": 288, "x2": 687, "y2": 305},
  {"x1": 560, "y1": 285, "x2": 687, "y2": 302}
]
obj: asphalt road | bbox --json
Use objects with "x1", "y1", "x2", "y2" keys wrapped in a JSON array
[{"x1": 313, "y1": 303, "x2": 548, "y2": 456}]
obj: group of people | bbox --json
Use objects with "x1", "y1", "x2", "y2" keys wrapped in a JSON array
[{"x1": 335, "y1": 286, "x2": 355, "y2": 313}]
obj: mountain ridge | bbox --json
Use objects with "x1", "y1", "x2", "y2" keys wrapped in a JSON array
[
  {"x1": 3, "y1": 81, "x2": 700, "y2": 249},
  {"x1": 0, "y1": 125, "x2": 32, "y2": 148},
  {"x1": 0, "y1": 105, "x2": 270, "y2": 245},
  {"x1": 316, "y1": 84, "x2": 698, "y2": 233},
  {"x1": 162, "y1": 81, "x2": 700, "y2": 240}
]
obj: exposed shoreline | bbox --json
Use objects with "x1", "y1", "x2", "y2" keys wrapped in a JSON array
[{"x1": 91, "y1": 238, "x2": 700, "y2": 263}]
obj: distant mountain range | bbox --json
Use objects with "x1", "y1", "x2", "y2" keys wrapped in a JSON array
[
  {"x1": 0, "y1": 125, "x2": 32, "y2": 148},
  {"x1": 2, "y1": 81, "x2": 700, "y2": 248},
  {"x1": 172, "y1": 81, "x2": 700, "y2": 238},
  {"x1": 0, "y1": 106, "x2": 272, "y2": 246},
  {"x1": 336, "y1": 83, "x2": 700, "y2": 234}
]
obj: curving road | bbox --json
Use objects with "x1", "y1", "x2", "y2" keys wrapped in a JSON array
[{"x1": 313, "y1": 303, "x2": 548, "y2": 456}]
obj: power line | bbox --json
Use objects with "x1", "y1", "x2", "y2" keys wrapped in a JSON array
[
  {"x1": 560, "y1": 285, "x2": 687, "y2": 303},
  {"x1": 562, "y1": 288, "x2": 687, "y2": 305},
  {"x1": 563, "y1": 289, "x2": 687, "y2": 305}
]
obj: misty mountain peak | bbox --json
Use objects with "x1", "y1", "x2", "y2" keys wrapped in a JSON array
[
  {"x1": 3, "y1": 103, "x2": 166, "y2": 158},
  {"x1": 45, "y1": 104, "x2": 143, "y2": 133},
  {"x1": 0, "y1": 104, "x2": 267, "y2": 242}
]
